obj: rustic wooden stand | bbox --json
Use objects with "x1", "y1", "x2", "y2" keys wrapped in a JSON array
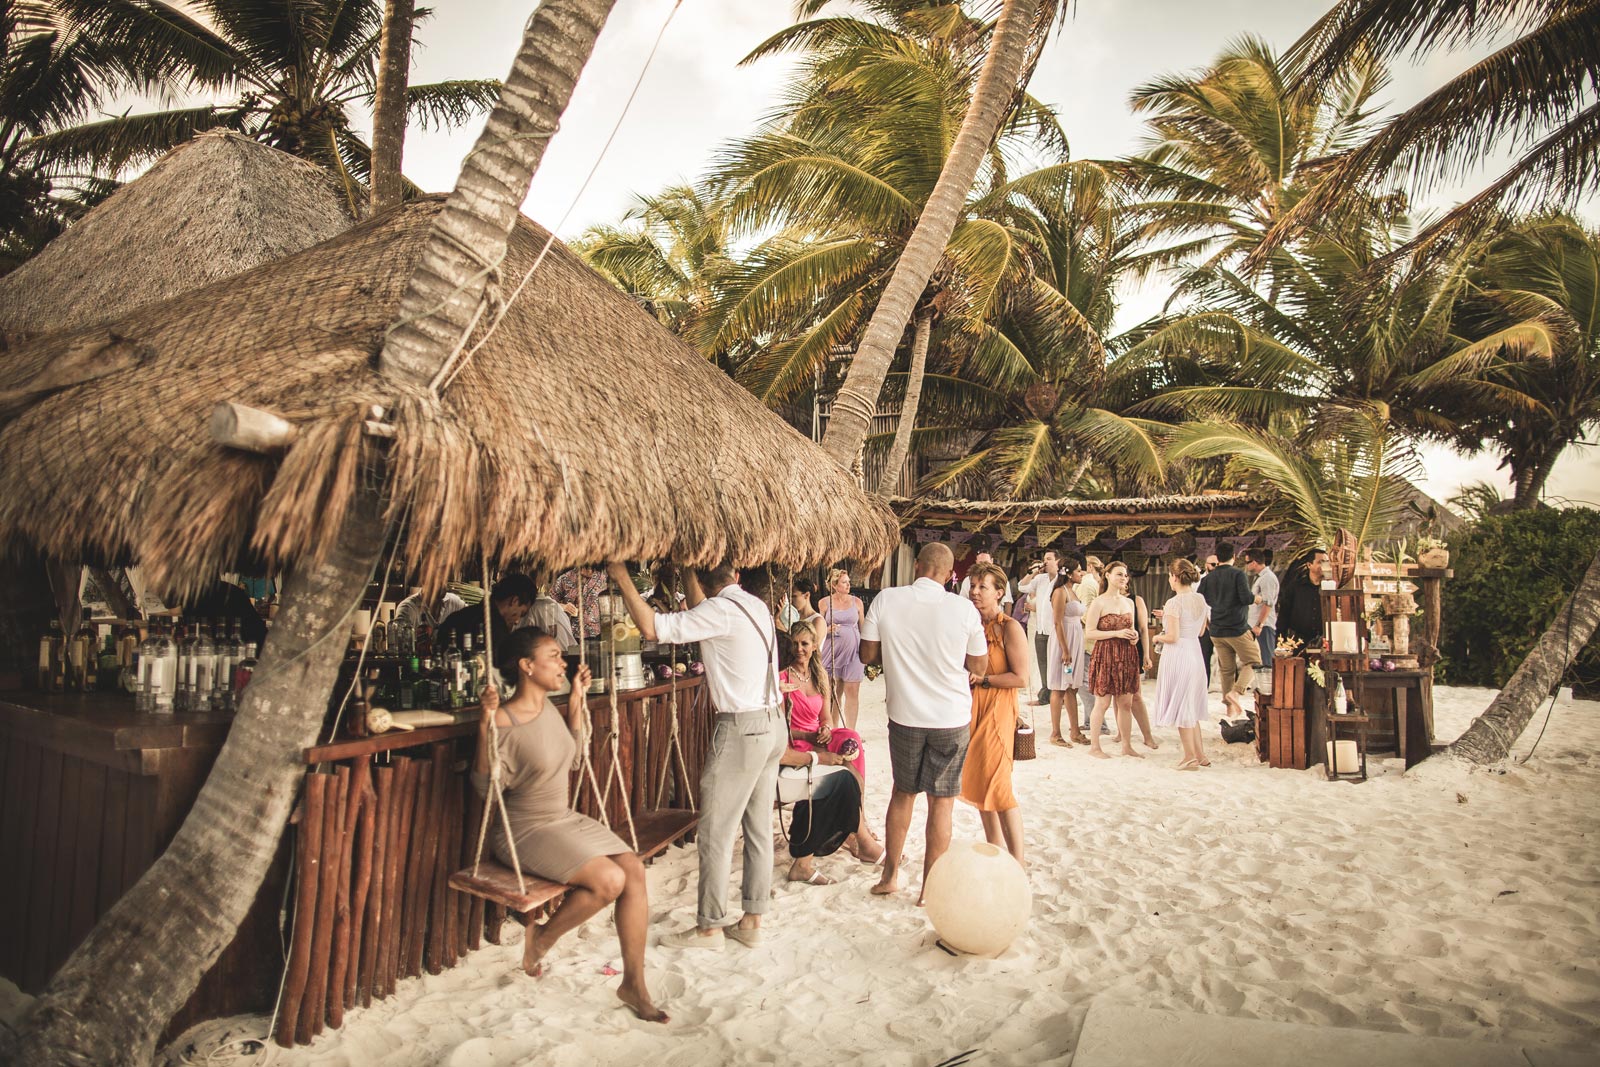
[
  {"x1": 1264, "y1": 656, "x2": 1309, "y2": 769},
  {"x1": 1325, "y1": 712, "x2": 1371, "y2": 782}
]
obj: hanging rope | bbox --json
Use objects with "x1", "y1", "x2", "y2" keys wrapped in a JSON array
[
  {"x1": 571, "y1": 571, "x2": 610, "y2": 824},
  {"x1": 599, "y1": 574, "x2": 639, "y2": 852},
  {"x1": 470, "y1": 551, "x2": 526, "y2": 895}
]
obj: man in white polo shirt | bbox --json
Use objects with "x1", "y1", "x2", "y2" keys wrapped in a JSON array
[
  {"x1": 860, "y1": 542, "x2": 988, "y2": 903},
  {"x1": 608, "y1": 560, "x2": 784, "y2": 950}
]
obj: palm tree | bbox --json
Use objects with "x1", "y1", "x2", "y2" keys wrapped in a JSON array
[
  {"x1": 6, "y1": 4, "x2": 620, "y2": 1063},
  {"x1": 1459, "y1": 213, "x2": 1600, "y2": 508},
  {"x1": 575, "y1": 182, "x2": 735, "y2": 355},
  {"x1": 23, "y1": 0, "x2": 499, "y2": 213},
  {"x1": 1262, "y1": 0, "x2": 1600, "y2": 259},
  {"x1": 817, "y1": 0, "x2": 1064, "y2": 471},
  {"x1": 369, "y1": 0, "x2": 416, "y2": 213}
]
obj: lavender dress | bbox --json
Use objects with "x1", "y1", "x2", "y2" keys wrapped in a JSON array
[
  {"x1": 821, "y1": 598, "x2": 866, "y2": 683},
  {"x1": 1153, "y1": 592, "x2": 1210, "y2": 728},
  {"x1": 1047, "y1": 592, "x2": 1087, "y2": 692}
]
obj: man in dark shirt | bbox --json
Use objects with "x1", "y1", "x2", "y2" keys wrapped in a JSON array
[
  {"x1": 1195, "y1": 554, "x2": 1218, "y2": 681},
  {"x1": 1200, "y1": 543, "x2": 1259, "y2": 715},
  {"x1": 433, "y1": 573, "x2": 538, "y2": 664}
]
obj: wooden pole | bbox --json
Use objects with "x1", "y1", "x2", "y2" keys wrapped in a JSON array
[
  {"x1": 379, "y1": 758, "x2": 414, "y2": 997},
  {"x1": 274, "y1": 773, "x2": 325, "y2": 1048},
  {"x1": 329, "y1": 758, "x2": 366, "y2": 1028},
  {"x1": 440, "y1": 772, "x2": 461, "y2": 969},
  {"x1": 424, "y1": 746, "x2": 453, "y2": 974},
  {"x1": 342, "y1": 759, "x2": 375, "y2": 1014},
  {"x1": 462, "y1": 783, "x2": 485, "y2": 953},
  {"x1": 407, "y1": 746, "x2": 447, "y2": 975},
  {"x1": 357, "y1": 763, "x2": 392, "y2": 1007},
  {"x1": 398, "y1": 758, "x2": 435, "y2": 978},
  {"x1": 299, "y1": 768, "x2": 345, "y2": 1042}
]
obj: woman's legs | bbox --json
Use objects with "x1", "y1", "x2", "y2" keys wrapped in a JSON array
[
  {"x1": 979, "y1": 810, "x2": 1004, "y2": 848},
  {"x1": 842, "y1": 681, "x2": 862, "y2": 730},
  {"x1": 524, "y1": 855, "x2": 626, "y2": 976},
  {"x1": 1072, "y1": 688, "x2": 1091, "y2": 744},
  {"x1": 1088, "y1": 694, "x2": 1113, "y2": 758},
  {"x1": 1049, "y1": 690, "x2": 1067, "y2": 743},
  {"x1": 997, "y1": 807, "x2": 1025, "y2": 865},
  {"x1": 1131, "y1": 689, "x2": 1159, "y2": 749},
  {"x1": 1116, "y1": 695, "x2": 1141, "y2": 757},
  {"x1": 609, "y1": 852, "x2": 667, "y2": 1022},
  {"x1": 1177, "y1": 725, "x2": 1202, "y2": 767}
]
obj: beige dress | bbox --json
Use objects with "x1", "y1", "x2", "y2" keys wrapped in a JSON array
[{"x1": 470, "y1": 698, "x2": 627, "y2": 883}]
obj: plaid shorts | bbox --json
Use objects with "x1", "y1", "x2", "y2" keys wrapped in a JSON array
[{"x1": 887, "y1": 721, "x2": 970, "y2": 797}]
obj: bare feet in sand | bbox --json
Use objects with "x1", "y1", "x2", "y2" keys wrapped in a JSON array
[
  {"x1": 871, "y1": 875, "x2": 899, "y2": 896},
  {"x1": 1142, "y1": 737, "x2": 1160, "y2": 749},
  {"x1": 617, "y1": 983, "x2": 669, "y2": 1023},
  {"x1": 522, "y1": 925, "x2": 551, "y2": 977},
  {"x1": 1121, "y1": 746, "x2": 1144, "y2": 758},
  {"x1": 1089, "y1": 746, "x2": 1110, "y2": 759}
]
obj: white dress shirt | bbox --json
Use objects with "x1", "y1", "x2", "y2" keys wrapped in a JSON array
[
  {"x1": 653, "y1": 584, "x2": 782, "y2": 714},
  {"x1": 1018, "y1": 571, "x2": 1057, "y2": 636},
  {"x1": 521, "y1": 595, "x2": 576, "y2": 651},
  {"x1": 861, "y1": 577, "x2": 988, "y2": 730}
]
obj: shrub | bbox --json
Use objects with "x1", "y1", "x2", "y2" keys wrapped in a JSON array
[{"x1": 1437, "y1": 507, "x2": 1600, "y2": 689}]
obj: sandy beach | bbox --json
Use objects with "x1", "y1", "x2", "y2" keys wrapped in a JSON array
[{"x1": 200, "y1": 680, "x2": 1600, "y2": 1065}]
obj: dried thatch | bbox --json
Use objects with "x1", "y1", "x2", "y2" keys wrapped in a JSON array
[
  {"x1": 0, "y1": 131, "x2": 352, "y2": 343},
  {"x1": 0, "y1": 197, "x2": 898, "y2": 596}
]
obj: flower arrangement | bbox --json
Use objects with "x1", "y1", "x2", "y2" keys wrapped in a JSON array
[
  {"x1": 1306, "y1": 661, "x2": 1327, "y2": 688},
  {"x1": 1274, "y1": 634, "x2": 1303, "y2": 658}
]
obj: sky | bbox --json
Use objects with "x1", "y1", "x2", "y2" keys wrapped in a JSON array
[{"x1": 239, "y1": 2, "x2": 1600, "y2": 509}]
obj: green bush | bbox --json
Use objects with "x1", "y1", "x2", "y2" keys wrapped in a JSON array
[{"x1": 1437, "y1": 507, "x2": 1600, "y2": 689}]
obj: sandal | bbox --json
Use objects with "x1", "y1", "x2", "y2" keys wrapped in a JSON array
[
  {"x1": 1176, "y1": 758, "x2": 1198, "y2": 771},
  {"x1": 1070, "y1": 732, "x2": 1090, "y2": 745},
  {"x1": 1050, "y1": 735, "x2": 1072, "y2": 748},
  {"x1": 788, "y1": 869, "x2": 835, "y2": 886}
]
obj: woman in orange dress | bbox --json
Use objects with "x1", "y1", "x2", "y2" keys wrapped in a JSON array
[{"x1": 960, "y1": 562, "x2": 1033, "y2": 865}]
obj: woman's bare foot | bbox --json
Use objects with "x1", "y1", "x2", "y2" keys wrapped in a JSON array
[
  {"x1": 1120, "y1": 746, "x2": 1144, "y2": 758},
  {"x1": 617, "y1": 983, "x2": 669, "y2": 1023},
  {"x1": 1089, "y1": 746, "x2": 1110, "y2": 759},
  {"x1": 522, "y1": 924, "x2": 552, "y2": 977},
  {"x1": 1142, "y1": 737, "x2": 1160, "y2": 749},
  {"x1": 871, "y1": 875, "x2": 899, "y2": 895}
]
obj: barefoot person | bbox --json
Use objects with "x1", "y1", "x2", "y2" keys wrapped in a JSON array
[
  {"x1": 608, "y1": 560, "x2": 785, "y2": 950},
  {"x1": 1152, "y1": 558, "x2": 1212, "y2": 769},
  {"x1": 860, "y1": 543, "x2": 988, "y2": 904},
  {"x1": 471, "y1": 629, "x2": 666, "y2": 1022},
  {"x1": 961, "y1": 562, "x2": 1031, "y2": 865},
  {"x1": 1085, "y1": 562, "x2": 1143, "y2": 758}
]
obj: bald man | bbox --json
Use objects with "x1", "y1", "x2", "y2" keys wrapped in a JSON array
[{"x1": 860, "y1": 542, "x2": 989, "y2": 903}]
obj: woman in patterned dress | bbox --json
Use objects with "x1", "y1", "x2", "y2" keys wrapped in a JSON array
[{"x1": 1084, "y1": 561, "x2": 1143, "y2": 759}]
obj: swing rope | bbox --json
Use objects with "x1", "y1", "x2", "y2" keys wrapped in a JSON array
[
  {"x1": 470, "y1": 552, "x2": 527, "y2": 896},
  {"x1": 571, "y1": 573, "x2": 610, "y2": 825},
  {"x1": 599, "y1": 574, "x2": 639, "y2": 852}
]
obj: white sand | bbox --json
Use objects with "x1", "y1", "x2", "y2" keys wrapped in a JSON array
[{"x1": 239, "y1": 683, "x2": 1599, "y2": 1064}]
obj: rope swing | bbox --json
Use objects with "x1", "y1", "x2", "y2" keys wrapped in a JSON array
[
  {"x1": 571, "y1": 573, "x2": 610, "y2": 825},
  {"x1": 470, "y1": 552, "x2": 526, "y2": 896},
  {"x1": 598, "y1": 573, "x2": 639, "y2": 852}
]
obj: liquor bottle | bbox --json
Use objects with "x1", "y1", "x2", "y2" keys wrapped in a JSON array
[
  {"x1": 117, "y1": 622, "x2": 142, "y2": 695},
  {"x1": 400, "y1": 655, "x2": 421, "y2": 710},
  {"x1": 234, "y1": 641, "x2": 258, "y2": 695},
  {"x1": 369, "y1": 605, "x2": 389, "y2": 656},
  {"x1": 135, "y1": 627, "x2": 155, "y2": 712},
  {"x1": 215, "y1": 620, "x2": 241, "y2": 712},
  {"x1": 174, "y1": 620, "x2": 192, "y2": 711},
  {"x1": 97, "y1": 626, "x2": 120, "y2": 693},
  {"x1": 466, "y1": 630, "x2": 487, "y2": 700},
  {"x1": 38, "y1": 621, "x2": 64, "y2": 692},
  {"x1": 417, "y1": 656, "x2": 437, "y2": 708},
  {"x1": 391, "y1": 612, "x2": 415, "y2": 658},
  {"x1": 191, "y1": 621, "x2": 216, "y2": 712},
  {"x1": 444, "y1": 638, "x2": 465, "y2": 709},
  {"x1": 416, "y1": 623, "x2": 434, "y2": 660},
  {"x1": 152, "y1": 622, "x2": 176, "y2": 714},
  {"x1": 70, "y1": 610, "x2": 96, "y2": 691}
]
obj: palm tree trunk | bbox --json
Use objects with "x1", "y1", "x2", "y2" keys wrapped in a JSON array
[
  {"x1": 1447, "y1": 547, "x2": 1600, "y2": 764},
  {"x1": 380, "y1": 0, "x2": 617, "y2": 388},
  {"x1": 370, "y1": 0, "x2": 417, "y2": 214},
  {"x1": 875, "y1": 307, "x2": 933, "y2": 497},
  {"x1": 4, "y1": 5, "x2": 620, "y2": 1063},
  {"x1": 819, "y1": 0, "x2": 1042, "y2": 469},
  {"x1": 1063, "y1": 455, "x2": 1092, "y2": 493},
  {"x1": 7, "y1": 494, "x2": 387, "y2": 1067},
  {"x1": 1511, "y1": 446, "x2": 1560, "y2": 510}
]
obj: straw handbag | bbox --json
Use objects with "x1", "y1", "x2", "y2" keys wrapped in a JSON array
[{"x1": 1013, "y1": 705, "x2": 1037, "y2": 761}]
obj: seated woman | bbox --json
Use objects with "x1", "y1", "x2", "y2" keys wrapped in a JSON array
[
  {"x1": 780, "y1": 619, "x2": 864, "y2": 777},
  {"x1": 472, "y1": 628, "x2": 666, "y2": 1023},
  {"x1": 779, "y1": 744, "x2": 883, "y2": 885}
]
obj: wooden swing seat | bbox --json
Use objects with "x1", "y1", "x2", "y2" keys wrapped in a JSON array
[{"x1": 449, "y1": 808, "x2": 700, "y2": 912}]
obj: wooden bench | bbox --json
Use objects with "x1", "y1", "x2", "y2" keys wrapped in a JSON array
[{"x1": 448, "y1": 808, "x2": 699, "y2": 912}]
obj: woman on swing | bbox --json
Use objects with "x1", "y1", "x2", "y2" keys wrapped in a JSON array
[{"x1": 472, "y1": 628, "x2": 667, "y2": 1023}]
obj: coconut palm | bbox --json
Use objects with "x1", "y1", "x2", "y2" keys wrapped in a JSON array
[
  {"x1": 6, "y1": 4, "x2": 619, "y2": 1063},
  {"x1": 815, "y1": 0, "x2": 1066, "y2": 471},
  {"x1": 21, "y1": 0, "x2": 499, "y2": 213},
  {"x1": 1262, "y1": 0, "x2": 1600, "y2": 259},
  {"x1": 1458, "y1": 213, "x2": 1600, "y2": 507}
]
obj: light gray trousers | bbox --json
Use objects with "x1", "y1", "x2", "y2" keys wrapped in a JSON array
[{"x1": 696, "y1": 707, "x2": 786, "y2": 928}]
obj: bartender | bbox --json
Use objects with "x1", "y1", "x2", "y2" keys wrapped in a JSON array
[{"x1": 433, "y1": 573, "x2": 538, "y2": 654}]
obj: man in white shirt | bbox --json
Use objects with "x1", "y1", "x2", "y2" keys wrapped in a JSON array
[
  {"x1": 957, "y1": 551, "x2": 1013, "y2": 605},
  {"x1": 608, "y1": 560, "x2": 784, "y2": 950},
  {"x1": 1244, "y1": 549, "x2": 1279, "y2": 698},
  {"x1": 520, "y1": 582, "x2": 576, "y2": 652},
  {"x1": 1018, "y1": 550, "x2": 1061, "y2": 705},
  {"x1": 860, "y1": 543, "x2": 988, "y2": 903}
]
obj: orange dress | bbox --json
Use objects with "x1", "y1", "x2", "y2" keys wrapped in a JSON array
[{"x1": 960, "y1": 615, "x2": 1018, "y2": 812}]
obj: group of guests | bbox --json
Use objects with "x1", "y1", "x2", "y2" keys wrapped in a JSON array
[{"x1": 461, "y1": 540, "x2": 1325, "y2": 1023}]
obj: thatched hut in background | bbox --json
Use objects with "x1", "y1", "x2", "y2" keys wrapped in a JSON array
[
  {"x1": 0, "y1": 131, "x2": 352, "y2": 344},
  {"x1": 0, "y1": 194, "x2": 897, "y2": 595}
]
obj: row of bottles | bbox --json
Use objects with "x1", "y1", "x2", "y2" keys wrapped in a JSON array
[
  {"x1": 137, "y1": 618, "x2": 258, "y2": 714},
  {"x1": 343, "y1": 629, "x2": 491, "y2": 735},
  {"x1": 37, "y1": 612, "x2": 141, "y2": 694}
]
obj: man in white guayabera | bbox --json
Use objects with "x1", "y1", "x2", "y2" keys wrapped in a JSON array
[
  {"x1": 608, "y1": 560, "x2": 784, "y2": 950},
  {"x1": 860, "y1": 542, "x2": 988, "y2": 905}
]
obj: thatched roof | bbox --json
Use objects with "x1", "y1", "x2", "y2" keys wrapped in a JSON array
[
  {"x1": 895, "y1": 493, "x2": 1272, "y2": 527},
  {"x1": 0, "y1": 131, "x2": 352, "y2": 342},
  {"x1": 0, "y1": 197, "x2": 897, "y2": 595}
]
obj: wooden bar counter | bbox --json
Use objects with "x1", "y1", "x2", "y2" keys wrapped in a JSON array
[{"x1": 0, "y1": 676, "x2": 713, "y2": 1047}]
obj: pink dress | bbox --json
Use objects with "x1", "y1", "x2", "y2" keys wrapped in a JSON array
[{"x1": 782, "y1": 669, "x2": 866, "y2": 777}]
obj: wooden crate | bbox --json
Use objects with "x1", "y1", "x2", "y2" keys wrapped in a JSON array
[
  {"x1": 1270, "y1": 657, "x2": 1306, "y2": 711},
  {"x1": 1266, "y1": 706, "x2": 1308, "y2": 769}
]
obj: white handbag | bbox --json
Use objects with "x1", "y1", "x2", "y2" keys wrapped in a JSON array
[{"x1": 776, "y1": 760, "x2": 847, "y2": 805}]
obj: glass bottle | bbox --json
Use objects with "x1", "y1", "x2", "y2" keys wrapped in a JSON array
[
  {"x1": 467, "y1": 630, "x2": 487, "y2": 701},
  {"x1": 70, "y1": 610, "x2": 96, "y2": 691},
  {"x1": 135, "y1": 626, "x2": 155, "y2": 712},
  {"x1": 391, "y1": 612, "x2": 414, "y2": 659},
  {"x1": 117, "y1": 622, "x2": 142, "y2": 695},
  {"x1": 400, "y1": 655, "x2": 420, "y2": 710},
  {"x1": 152, "y1": 622, "x2": 176, "y2": 714},
  {"x1": 369, "y1": 605, "x2": 389, "y2": 656},
  {"x1": 444, "y1": 638, "x2": 465, "y2": 709},
  {"x1": 38, "y1": 621, "x2": 64, "y2": 692},
  {"x1": 214, "y1": 620, "x2": 240, "y2": 712},
  {"x1": 97, "y1": 626, "x2": 120, "y2": 692},
  {"x1": 173, "y1": 620, "x2": 191, "y2": 711},
  {"x1": 234, "y1": 641, "x2": 258, "y2": 695},
  {"x1": 191, "y1": 621, "x2": 216, "y2": 712}
]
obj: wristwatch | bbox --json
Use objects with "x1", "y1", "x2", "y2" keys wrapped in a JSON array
[{"x1": 979, "y1": 676, "x2": 991, "y2": 689}]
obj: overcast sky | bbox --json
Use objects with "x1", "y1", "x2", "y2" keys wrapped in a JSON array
[{"x1": 392, "y1": 1, "x2": 1599, "y2": 508}]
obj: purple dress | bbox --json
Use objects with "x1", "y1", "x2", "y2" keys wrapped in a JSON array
[
  {"x1": 821, "y1": 598, "x2": 866, "y2": 683},
  {"x1": 1153, "y1": 592, "x2": 1210, "y2": 728}
]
